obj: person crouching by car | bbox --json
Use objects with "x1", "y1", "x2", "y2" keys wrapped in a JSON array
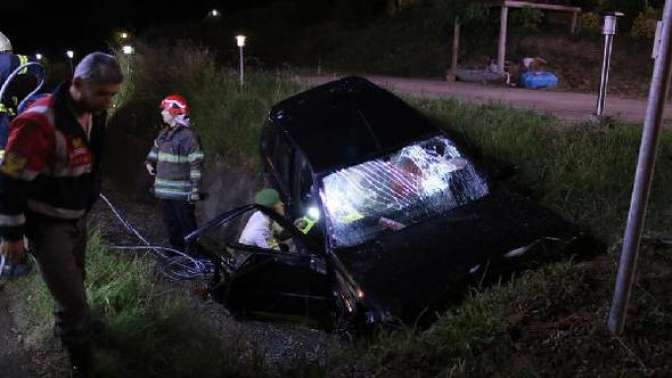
[
  {"x1": 239, "y1": 188, "x2": 289, "y2": 250},
  {"x1": 145, "y1": 95, "x2": 205, "y2": 255}
]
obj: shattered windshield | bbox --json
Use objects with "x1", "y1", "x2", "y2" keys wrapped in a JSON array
[{"x1": 320, "y1": 136, "x2": 489, "y2": 248}]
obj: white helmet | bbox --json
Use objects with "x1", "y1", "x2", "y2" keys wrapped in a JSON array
[{"x1": 0, "y1": 31, "x2": 12, "y2": 52}]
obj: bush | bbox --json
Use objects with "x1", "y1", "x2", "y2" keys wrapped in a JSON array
[
  {"x1": 580, "y1": 11, "x2": 602, "y2": 34},
  {"x1": 631, "y1": 6, "x2": 662, "y2": 39},
  {"x1": 112, "y1": 41, "x2": 301, "y2": 166},
  {"x1": 510, "y1": 7, "x2": 545, "y2": 32}
]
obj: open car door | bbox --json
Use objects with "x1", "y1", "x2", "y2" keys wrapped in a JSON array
[{"x1": 184, "y1": 205, "x2": 339, "y2": 328}]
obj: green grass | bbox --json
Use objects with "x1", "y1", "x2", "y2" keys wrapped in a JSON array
[
  {"x1": 354, "y1": 261, "x2": 587, "y2": 376},
  {"x1": 14, "y1": 231, "x2": 266, "y2": 378},
  {"x1": 10, "y1": 42, "x2": 672, "y2": 377},
  {"x1": 340, "y1": 242, "x2": 672, "y2": 377},
  {"x1": 336, "y1": 98, "x2": 672, "y2": 377},
  {"x1": 112, "y1": 41, "x2": 301, "y2": 167},
  {"x1": 412, "y1": 98, "x2": 672, "y2": 243}
]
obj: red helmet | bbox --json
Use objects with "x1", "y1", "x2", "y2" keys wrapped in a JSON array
[{"x1": 160, "y1": 95, "x2": 190, "y2": 116}]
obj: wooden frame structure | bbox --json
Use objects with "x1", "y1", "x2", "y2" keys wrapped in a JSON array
[{"x1": 450, "y1": 1, "x2": 582, "y2": 76}]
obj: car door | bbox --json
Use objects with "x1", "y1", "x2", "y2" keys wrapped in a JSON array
[
  {"x1": 187, "y1": 204, "x2": 334, "y2": 327},
  {"x1": 224, "y1": 241, "x2": 332, "y2": 326}
]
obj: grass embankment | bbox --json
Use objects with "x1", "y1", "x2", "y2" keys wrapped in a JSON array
[
  {"x1": 13, "y1": 232, "x2": 265, "y2": 378},
  {"x1": 112, "y1": 41, "x2": 301, "y2": 167},
  {"x1": 418, "y1": 100, "x2": 672, "y2": 242},
  {"x1": 9, "y1": 44, "x2": 672, "y2": 377},
  {"x1": 343, "y1": 101, "x2": 672, "y2": 377}
]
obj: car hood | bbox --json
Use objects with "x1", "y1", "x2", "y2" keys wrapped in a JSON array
[{"x1": 333, "y1": 188, "x2": 579, "y2": 320}]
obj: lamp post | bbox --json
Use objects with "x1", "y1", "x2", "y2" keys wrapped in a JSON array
[
  {"x1": 35, "y1": 53, "x2": 43, "y2": 61},
  {"x1": 236, "y1": 35, "x2": 246, "y2": 87},
  {"x1": 66, "y1": 50, "x2": 75, "y2": 75},
  {"x1": 596, "y1": 11, "x2": 624, "y2": 117}
]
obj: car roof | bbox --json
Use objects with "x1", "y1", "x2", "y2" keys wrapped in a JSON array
[{"x1": 268, "y1": 76, "x2": 439, "y2": 173}]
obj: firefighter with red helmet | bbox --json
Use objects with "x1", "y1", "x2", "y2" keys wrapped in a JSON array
[{"x1": 145, "y1": 95, "x2": 205, "y2": 254}]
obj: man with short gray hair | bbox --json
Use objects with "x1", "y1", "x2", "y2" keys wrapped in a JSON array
[{"x1": 0, "y1": 52, "x2": 123, "y2": 377}]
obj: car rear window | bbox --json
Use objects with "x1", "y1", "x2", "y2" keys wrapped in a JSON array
[{"x1": 320, "y1": 136, "x2": 489, "y2": 248}]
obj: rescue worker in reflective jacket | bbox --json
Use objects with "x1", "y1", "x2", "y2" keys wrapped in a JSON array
[
  {"x1": 145, "y1": 95, "x2": 205, "y2": 254},
  {"x1": 0, "y1": 31, "x2": 43, "y2": 278},
  {"x1": 0, "y1": 52, "x2": 123, "y2": 378},
  {"x1": 1, "y1": 31, "x2": 40, "y2": 162},
  {"x1": 239, "y1": 188, "x2": 287, "y2": 250}
]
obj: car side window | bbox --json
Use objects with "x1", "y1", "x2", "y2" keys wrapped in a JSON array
[
  {"x1": 260, "y1": 124, "x2": 276, "y2": 157},
  {"x1": 274, "y1": 133, "x2": 293, "y2": 193},
  {"x1": 291, "y1": 151, "x2": 314, "y2": 209},
  {"x1": 298, "y1": 156, "x2": 313, "y2": 205}
]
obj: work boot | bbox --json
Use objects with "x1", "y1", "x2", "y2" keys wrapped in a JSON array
[{"x1": 67, "y1": 343, "x2": 93, "y2": 378}]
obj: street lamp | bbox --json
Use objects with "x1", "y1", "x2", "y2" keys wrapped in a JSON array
[
  {"x1": 209, "y1": 9, "x2": 220, "y2": 17},
  {"x1": 66, "y1": 50, "x2": 75, "y2": 75},
  {"x1": 122, "y1": 45, "x2": 135, "y2": 55},
  {"x1": 35, "y1": 53, "x2": 43, "y2": 61},
  {"x1": 595, "y1": 11, "x2": 624, "y2": 117},
  {"x1": 120, "y1": 32, "x2": 129, "y2": 40},
  {"x1": 236, "y1": 35, "x2": 246, "y2": 87}
]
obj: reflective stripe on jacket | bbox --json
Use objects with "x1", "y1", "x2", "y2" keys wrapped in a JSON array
[
  {"x1": 145, "y1": 124, "x2": 204, "y2": 201},
  {"x1": 0, "y1": 83, "x2": 106, "y2": 240}
]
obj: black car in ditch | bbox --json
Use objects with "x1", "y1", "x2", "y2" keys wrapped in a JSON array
[{"x1": 187, "y1": 77, "x2": 581, "y2": 329}]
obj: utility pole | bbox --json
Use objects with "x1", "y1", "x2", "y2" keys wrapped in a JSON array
[{"x1": 608, "y1": 0, "x2": 672, "y2": 335}]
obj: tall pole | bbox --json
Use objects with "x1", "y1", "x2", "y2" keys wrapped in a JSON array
[
  {"x1": 596, "y1": 12, "x2": 622, "y2": 117},
  {"x1": 608, "y1": 0, "x2": 672, "y2": 335},
  {"x1": 239, "y1": 45, "x2": 244, "y2": 88},
  {"x1": 236, "y1": 35, "x2": 246, "y2": 88},
  {"x1": 452, "y1": 17, "x2": 461, "y2": 74},
  {"x1": 498, "y1": 6, "x2": 509, "y2": 73}
]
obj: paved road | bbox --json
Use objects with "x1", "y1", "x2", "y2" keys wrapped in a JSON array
[{"x1": 302, "y1": 75, "x2": 670, "y2": 124}]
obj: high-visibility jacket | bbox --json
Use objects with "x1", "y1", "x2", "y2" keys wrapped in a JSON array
[
  {"x1": 145, "y1": 124, "x2": 204, "y2": 201},
  {"x1": 0, "y1": 52, "x2": 31, "y2": 83},
  {"x1": 0, "y1": 52, "x2": 34, "y2": 114},
  {"x1": 1, "y1": 52, "x2": 38, "y2": 163},
  {"x1": 0, "y1": 82, "x2": 107, "y2": 241}
]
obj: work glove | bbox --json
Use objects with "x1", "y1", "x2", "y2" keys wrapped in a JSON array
[
  {"x1": 145, "y1": 163, "x2": 156, "y2": 176},
  {"x1": 293, "y1": 218, "x2": 308, "y2": 230}
]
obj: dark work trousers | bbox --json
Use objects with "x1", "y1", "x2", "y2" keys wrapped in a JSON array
[
  {"x1": 159, "y1": 199, "x2": 198, "y2": 253},
  {"x1": 26, "y1": 214, "x2": 91, "y2": 349}
]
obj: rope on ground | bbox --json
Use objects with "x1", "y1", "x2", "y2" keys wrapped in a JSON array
[
  {"x1": 0, "y1": 255, "x2": 6, "y2": 279},
  {"x1": 99, "y1": 193, "x2": 214, "y2": 281}
]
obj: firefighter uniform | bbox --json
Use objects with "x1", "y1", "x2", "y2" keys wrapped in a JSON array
[{"x1": 145, "y1": 96, "x2": 204, "y2": 252}]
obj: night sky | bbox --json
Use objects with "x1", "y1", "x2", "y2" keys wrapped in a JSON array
[{"x1": 1, "y1": 0, "x2": 279, "y2": 56}]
